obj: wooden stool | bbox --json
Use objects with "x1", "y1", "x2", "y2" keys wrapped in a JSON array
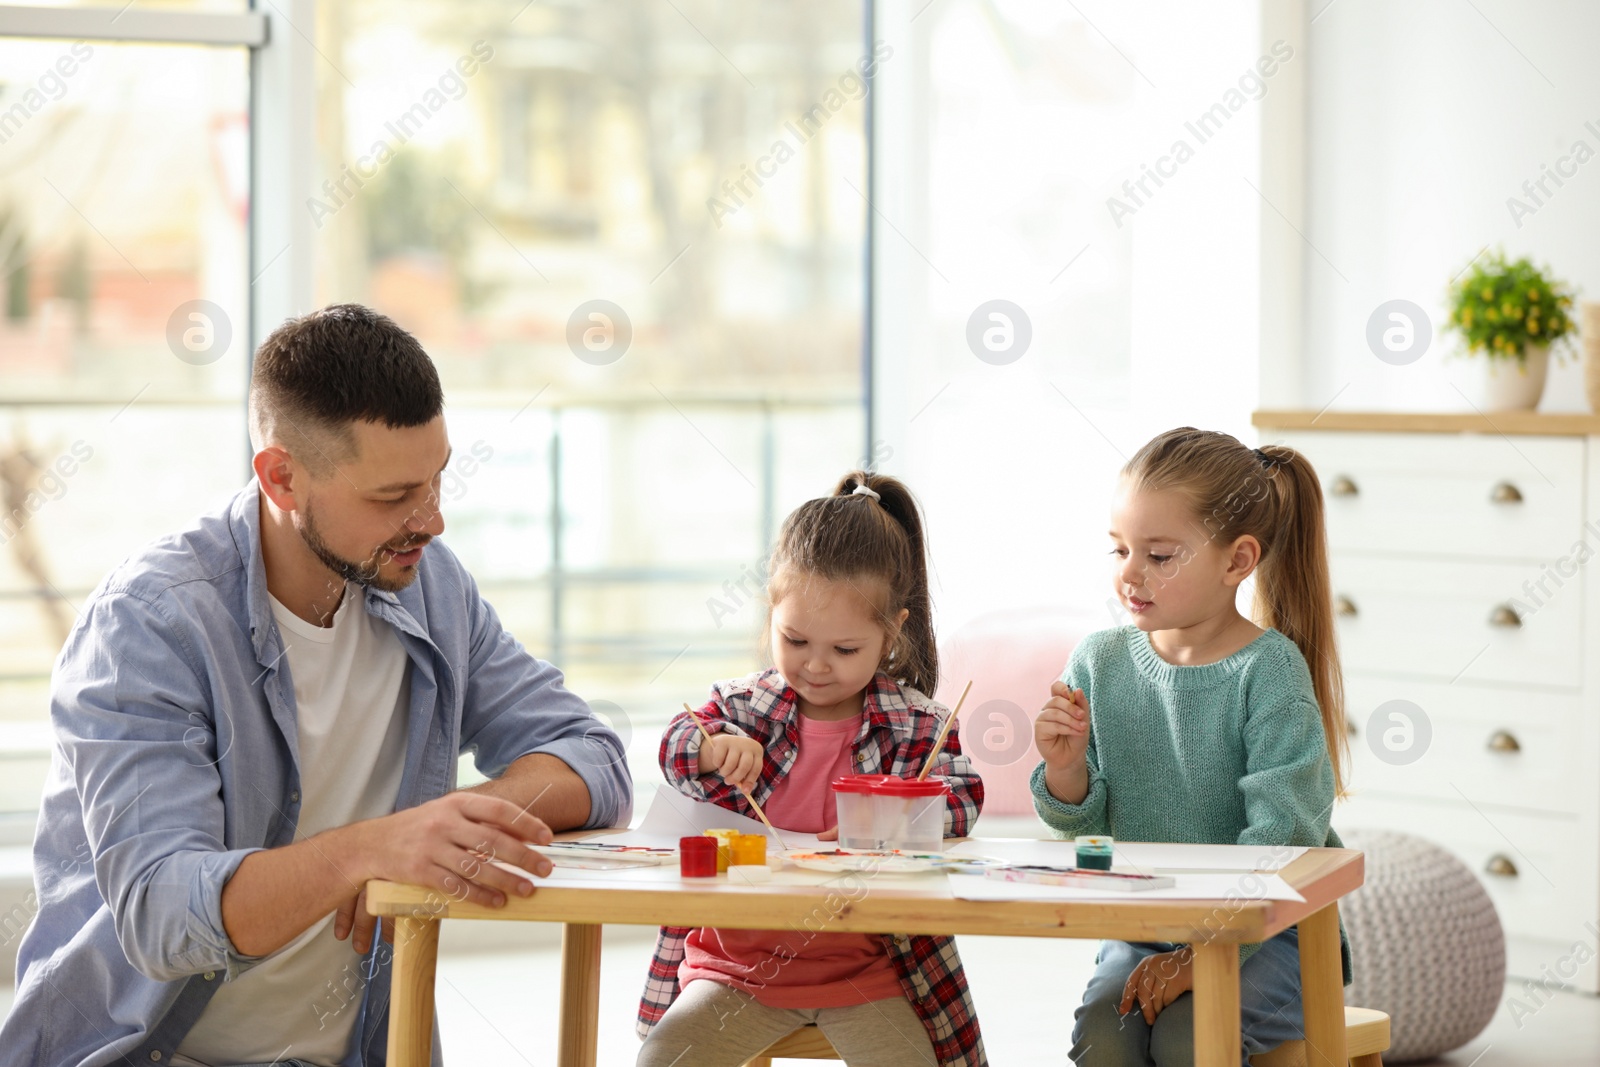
[
  {"x1": 741, "y1": 1025, "x2": 839, "y2": 1067},
  {"x1": 1250, "y1": 1006, "x2": 1391, "y2": 1067}
]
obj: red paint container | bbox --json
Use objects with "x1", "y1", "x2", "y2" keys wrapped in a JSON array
[{"x1": 679, "y1": 836, "x2": 718, "y2": 878}]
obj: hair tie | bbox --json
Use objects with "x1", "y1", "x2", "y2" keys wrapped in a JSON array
[
  {"x1": 851, "y1": 483, "x2": 881, "y2": 502},
  {"x1": 1253, "y1": 447, "x2": 1280, "y2": 469}
]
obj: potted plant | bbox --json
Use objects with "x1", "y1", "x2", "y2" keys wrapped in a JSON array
[{"x1": 1445, "y1": 252, "x2": 1576, "y2": 411}]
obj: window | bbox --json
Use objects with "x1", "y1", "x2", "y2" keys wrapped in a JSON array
[
  {"x1": 0, "y1": 25, "x2": 253, "y2": 835},
  {"x1": 0, "y1": 0, "x2": 871, "y2": 815},
  {"x1": 309, "y1": 0, "x2": 870, "y2": 781},
  {"x1": 871, "y1": 0, "x2": 1267, "y2": 637}
]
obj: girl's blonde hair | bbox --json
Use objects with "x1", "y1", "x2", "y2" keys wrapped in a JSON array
[
  {"x1": 766, "y1": 471, "x2": 937, "y2": 696},
  {"x1": 1123, "y1": 427, "x2": 1347, "y2": 795}
]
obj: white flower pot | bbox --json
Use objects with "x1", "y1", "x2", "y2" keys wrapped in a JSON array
[{"x1": 1463, "y1": 344, "x2": 1549, "y2": 412}]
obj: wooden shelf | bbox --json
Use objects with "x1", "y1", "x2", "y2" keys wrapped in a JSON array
[{"x1": 1253, "y1": 409, "x2": 1600, "y2": 436}]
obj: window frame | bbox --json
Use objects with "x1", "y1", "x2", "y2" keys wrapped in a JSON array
[{"x1": 0, "y1": 0, "x2": 314, "y2": 383}]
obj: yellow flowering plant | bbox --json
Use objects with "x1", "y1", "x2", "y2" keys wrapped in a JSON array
[{"x1": 1446, "y1": 252, "x2": 1576, "y2": 363}]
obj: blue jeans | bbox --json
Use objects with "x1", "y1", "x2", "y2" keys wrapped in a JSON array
[{"x1": 1069, "y1": 928, "x2": 1304, "y2": 1067}]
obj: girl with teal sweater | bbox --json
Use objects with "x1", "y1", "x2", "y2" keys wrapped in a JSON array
[{"x1": 1031, "y1": 427, "x2": 1352, "y2": 1066}]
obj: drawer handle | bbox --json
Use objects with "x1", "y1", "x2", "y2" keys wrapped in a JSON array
[
  {"x1": 1335, "y1": 595, "x2": 1358, "y2": 618},
  {"x1": 1488, "y1": 604, "x2": 1522, "y2": 629},
  {"x1": 1487, "y1": 730, "x2": 1521, "y2": 753},
  {"x1": 1485, "y1": 854, "x2": 1519, "y2": 878},
  {"x1": 1330, "y1": 475, "x2": 1358, "y2": 497},
  {"x1": 1490, "y1": 481, "x2": 1523, "y2": 504}
]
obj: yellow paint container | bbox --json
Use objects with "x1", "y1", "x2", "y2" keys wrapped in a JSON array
[
  {"x1": 730, "y1": 833, "x2": 768, "y2": 866},
  {"x1": 704, "y1": 828, "x2": 739, "y2": 873}
]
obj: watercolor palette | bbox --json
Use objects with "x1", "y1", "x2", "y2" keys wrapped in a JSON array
[
  {"x1": 784, "y1": 849, "x2": 1004, "y2": 875},
  {"x1": 532, "y1": 842, "x2": 676, "y2": 869}
]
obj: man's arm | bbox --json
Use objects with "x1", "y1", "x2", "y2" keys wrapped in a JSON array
[
  {"x1": 59, "y1": 593, "x2": 268, "y2": 982},
  {"x1": 229, "y1": 565, "x2": 623, "y2": 958},
  {"x1": 319, "y1": 755, "x2": 589, "y2": 959},
  {"x1": 464, "y1": 751, "x2": 591, "y2": 831},
  {"x1": 221, "y1": 792, "x2": 554, "y2": 958}
]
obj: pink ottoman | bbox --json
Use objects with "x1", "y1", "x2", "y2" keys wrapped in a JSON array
[{"x1": 935, "y1": 608, "x2": 1102, "y2": 816}]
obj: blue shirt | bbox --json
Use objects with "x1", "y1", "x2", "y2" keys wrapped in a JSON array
[{"x1": 1, "y1": 482, "x2": 633, "y2": 1066}]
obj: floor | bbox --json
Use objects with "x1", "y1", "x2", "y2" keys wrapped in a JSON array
[
  {"x1": 0, "y1": 921, "x2": 1595, "y2": 1063},
  {"x1": 434, "y1": 930, "x2": 1600, "y2": 1065}
]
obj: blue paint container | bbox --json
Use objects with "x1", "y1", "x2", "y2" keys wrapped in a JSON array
[{"x1": 1075, "y1": 834, "x2": 1115, "y2": 870}]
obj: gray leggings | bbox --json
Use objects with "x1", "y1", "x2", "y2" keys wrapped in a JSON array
[{"x1": 637, "y1": 978, "x2": 938, "y2": 1067}]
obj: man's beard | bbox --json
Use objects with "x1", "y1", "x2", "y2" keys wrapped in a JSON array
[{"x1": 298, "y1": 500, "x2": 427, "y2": 594}]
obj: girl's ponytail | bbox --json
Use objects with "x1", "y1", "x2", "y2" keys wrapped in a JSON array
[
  {"x1": 1255, "y1": 445, "x2": 1348, "y2": 796},
  {"x1": 836, "y1": 472, "x2": 938, "y2": 696}
]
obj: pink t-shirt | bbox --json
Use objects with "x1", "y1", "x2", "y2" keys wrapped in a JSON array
[{"x1": 679, "y1": 711, "x2": 904, "y2": 1008}]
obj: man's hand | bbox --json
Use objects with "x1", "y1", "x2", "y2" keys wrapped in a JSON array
[
  {"x1": 349, "y1": 792, "x2": 556, "y2": 910},
  {"x1": 1119, "y1": 947, "x2": 1193, "y2": 1025},
  {"x1": 333, "y1": 887, "x2": 390, "y2": 955},
  {"x1": 224, "y1": 782, "x2": 563, "y2": 959},
  {"x1": 696, "y1": 732, "x2": 764, "y2": 793}
]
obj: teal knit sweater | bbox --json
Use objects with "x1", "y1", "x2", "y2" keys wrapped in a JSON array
[{"x1": 1030, "y1": 625, "x2": 1352, "y2": 983}]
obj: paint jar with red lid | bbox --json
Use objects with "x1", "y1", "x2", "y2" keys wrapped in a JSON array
[
  {"x1": 679, "y1": 836, "x2": 717, "y2": 878},
  {"x1": 831, "y1": 775, "x2": 949, "y2": 852}
]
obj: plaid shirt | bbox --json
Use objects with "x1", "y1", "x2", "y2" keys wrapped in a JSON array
[{"x1": 637, "y1": 669, "x2": 987, "y2": 1067}]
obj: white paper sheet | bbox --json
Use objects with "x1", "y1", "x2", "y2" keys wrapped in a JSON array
[
  {"x1": 1109, "y1": 842, "x2": 1309, "y2": 873},
  {"x1": 581, "y1": 783, "x2": 823, "y2": 851},
  {"x1": 493, "y1": 854, "x2": 956, "y2": 895},
  {"x1": 945, "y1": 871, "x2": 1304, "y2": 903},
  {"x1": 947, "y1": 838, "x2": 1308, "y2": 873}
]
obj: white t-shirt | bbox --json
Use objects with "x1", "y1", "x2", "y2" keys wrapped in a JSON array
[{"x1": 175, "y1": 583, "x2": 411, "y2": 1067}]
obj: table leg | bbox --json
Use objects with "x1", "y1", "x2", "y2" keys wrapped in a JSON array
[
  {"x1": 1192, "y1": 941, "x2": 1241, "y2": 1067},
  {"x1": 1299, "y1": 902, "x2": 1347, "y2": 1065},
  {"x1": 387, "y1": 916, "x2": 440, "y2": 1067},
  {"x1": 558, "y1": 922, "x2": 603, "y2": 1067}
]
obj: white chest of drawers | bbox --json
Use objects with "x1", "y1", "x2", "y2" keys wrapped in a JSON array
[{"x1": 1256, "y1": 410, "x2": 1600, "y2": 993}]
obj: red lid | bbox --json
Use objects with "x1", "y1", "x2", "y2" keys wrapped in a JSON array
[
  {"x1": 831, "y1": 774, "x2": 894, "y2": 794},
  {"x1": 870, "y1": 777, "x2": 949, "y2": 797}
]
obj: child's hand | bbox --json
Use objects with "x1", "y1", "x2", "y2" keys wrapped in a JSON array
[
  {"x1": 696, "y1": 732, "x2": 764, "y2": 793},
  {"x1": 1119, "y1": 947, "x2": 1193, "y2": 1024},
  {"x1": 1034, "y1": 681, "x2": 1090, "y2": 771}
]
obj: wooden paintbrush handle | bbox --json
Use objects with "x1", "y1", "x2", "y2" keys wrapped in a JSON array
[{"x1": 917, "y1": 679, "x2": 973, "y2": 780}]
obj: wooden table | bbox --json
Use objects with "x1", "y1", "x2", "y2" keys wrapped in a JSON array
[{"x1": 366, "y1": 844, "x2": 1362, "y2": 1067}]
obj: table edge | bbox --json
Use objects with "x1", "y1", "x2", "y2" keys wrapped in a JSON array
[{"x1": 365, "y1": 845, "x2": 1363, "y2": 944}]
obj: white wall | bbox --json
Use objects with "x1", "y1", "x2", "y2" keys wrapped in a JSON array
[{"x1": 1304, "y1": 0, "x2": 1600, "y2": 413}]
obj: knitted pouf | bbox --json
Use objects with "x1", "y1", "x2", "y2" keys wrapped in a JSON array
[{"x1": 1338, "y1": 828, "x2": 1505, "y2": 1061}]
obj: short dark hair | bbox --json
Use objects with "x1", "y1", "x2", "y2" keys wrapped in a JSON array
[{"x1": 248, "y1": 304, "x2": 444, "y2": 475}]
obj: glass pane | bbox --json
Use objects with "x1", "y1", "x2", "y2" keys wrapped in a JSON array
[
  {"x1": 314, "y1": 0, "x2": 869, "y2": 778},
  {"x1": 0, "y1": 39, "x2": 249, "y2": 819}
]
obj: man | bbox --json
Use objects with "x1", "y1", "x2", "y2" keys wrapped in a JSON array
[{"x1": 1, "y1": 304, "x2": 632, "y2": 1066}]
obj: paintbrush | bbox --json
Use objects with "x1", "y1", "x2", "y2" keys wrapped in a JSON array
[
  {"x1": 916, "y1": 679, "x2": 973, "y2": 781},
  {"x1": 683, "y1": 702, "x2": 783, "y2": 843}
]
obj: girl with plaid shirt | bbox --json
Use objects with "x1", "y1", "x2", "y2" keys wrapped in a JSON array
[{"x1": 636, "y1": 471, "x2": 987, "y2": 1067}]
